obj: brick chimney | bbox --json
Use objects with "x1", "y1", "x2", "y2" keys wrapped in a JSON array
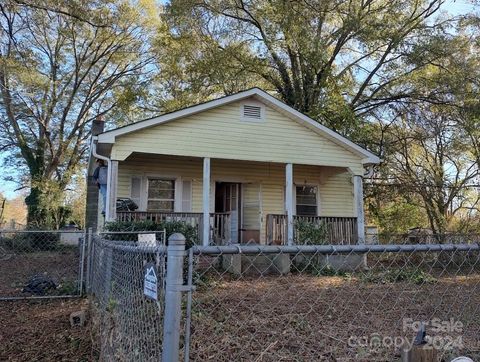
[{"x1": 85, "y1": 116, "x2": 106, "y2": 231}]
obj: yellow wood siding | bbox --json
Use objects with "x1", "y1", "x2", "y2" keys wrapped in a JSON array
[
  {"x1": 116, "y1": 155, "x2": 355, "y2": 242},
  {"x1": 111, "y1": 98, "x2": 364, "y2": 175}
]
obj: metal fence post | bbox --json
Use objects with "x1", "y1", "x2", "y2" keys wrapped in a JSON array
[
  {"x1": 162, "y1": 233, "x2": 186, "y2": 362},
  {"x1": 103, "y1": 244, "x2": 113, "y2": 300},
  {"x1": 85, "y1": 228, "x2": 93, "y2": 294},
  {"x1": 78, "y1": 230, "x2": 87, "y2": 296}
]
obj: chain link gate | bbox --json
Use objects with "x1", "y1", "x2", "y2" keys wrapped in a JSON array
[{"x1": 0, "y1": 229, "x2": 86, "y2": 300}]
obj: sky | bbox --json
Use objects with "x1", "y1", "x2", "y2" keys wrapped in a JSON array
[
  {"x1": 446, "y1": 0, "x2": 477, "y2": 15},
  {"x1": 0, "y1": 0, "x2": 477, "y2": 200}
]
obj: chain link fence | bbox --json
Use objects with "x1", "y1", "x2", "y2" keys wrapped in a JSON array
[
  {"x1": 371, "y1": 232, "x2": 480, "y2": 245},
  {"x1": 189, "y1": 244, "x2": 480, "y2": 361},
  {"x1": 89, "y1": 233, "x2": 480, "y2": 361},
  {"x1": 88, "y1": 231, "x2": 167, "y2": 361},
  {"x1": 0, "y1": 230, "x2": 85, "y2": 300}
]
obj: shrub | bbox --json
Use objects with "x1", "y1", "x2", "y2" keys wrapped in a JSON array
[
  {"x1": 295, "y1": 219, "x2": 327, "y2": 245},
  {"x1": 104, "y1": 220, "x2": 200, "y2": 248}
]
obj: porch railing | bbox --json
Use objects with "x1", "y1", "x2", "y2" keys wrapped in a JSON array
[
  {"x1": 266, "y1": 214, "x2": 358, "y2": 245},
  {"x1": 210, "y1": 212, "x2": 231, "y2": 245},
  {"x1": 116, "y1": 211, "x2": 231, "y2": 244},
  {"x1": 117, "y1": 211, "x2": 202, "y2": 225}
]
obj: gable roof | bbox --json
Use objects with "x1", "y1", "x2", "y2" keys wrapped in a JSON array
[{"x1": 97, "y1": 88, "x2": 380, "y2": 164}]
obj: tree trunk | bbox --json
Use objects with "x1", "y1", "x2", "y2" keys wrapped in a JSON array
[{"x1": 24, "y1": 186, "x2": 45, "y2": 228}]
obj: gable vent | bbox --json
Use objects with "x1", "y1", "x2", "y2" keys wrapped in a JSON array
[{"x1": 242, "y1": 104, "x2": 262, "y2": 119}]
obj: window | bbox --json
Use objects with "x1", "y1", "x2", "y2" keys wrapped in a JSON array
[
  {"x1": 147, "y1": 179, "x2": 175, "y2": 212},
  {"x1": 296, "y1": 185, "x2": 317, "y2": 216}
]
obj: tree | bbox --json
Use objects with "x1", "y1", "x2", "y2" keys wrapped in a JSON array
[
  {"x1": 379, "y1": 104, "x2": 479, "y2": 234},
  {"x1": 160, "y1": 0, "x2": 454, "y2": 134},
  {"x1": 0, "y1": 1, "x2": 153, "y2": 227},
  {"x1": 368, "y1": 16, "x2": 480, "y2": 234}
]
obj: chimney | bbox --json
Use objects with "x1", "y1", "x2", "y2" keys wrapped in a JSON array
[{"x1": 92, "y1": 115, "x2": 105, "y2": 136}]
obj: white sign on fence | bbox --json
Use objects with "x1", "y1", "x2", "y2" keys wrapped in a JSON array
[
  {"x1": 138, "y1": 233, "x2": 157, "y2": 247},
  {"x1": 144, "y1": 263, "x2": 158, "y2": 301}
]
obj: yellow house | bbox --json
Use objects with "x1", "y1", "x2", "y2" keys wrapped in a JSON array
[{"x1": 91, "y1": 88, "x2": 380, "y2": 245}]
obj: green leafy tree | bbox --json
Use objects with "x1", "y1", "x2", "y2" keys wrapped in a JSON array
[{"x1": 159, "y1": 0, "x2": 452, "y2": 135}]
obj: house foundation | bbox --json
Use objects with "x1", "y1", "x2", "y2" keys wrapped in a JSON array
[{"x1": 222, "y1": 246, "x2": 291, "y2": 276}]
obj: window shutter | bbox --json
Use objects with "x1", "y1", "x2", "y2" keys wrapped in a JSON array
[
  {"x1": 130, "y1": 177, "x2": 142, "y2": 209},
  {"x1": 182, "y1": 180, "x2": 192, "y2": 212}
]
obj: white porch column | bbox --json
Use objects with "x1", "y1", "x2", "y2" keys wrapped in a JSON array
[
  {"x1": 202, "y1": 157, "x2": 211, "y2": 246},
  {"x1": 107, "y1": 160, "x2": 118, "y2": 222},
  {"x1": 285, "y1": 163, "x2": 294, "y2": 246},
  {"x1": 353, "y1": 175, "x2": 365, "y2": 244}
]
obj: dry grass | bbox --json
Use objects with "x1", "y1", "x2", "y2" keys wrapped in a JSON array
[
  {"x1": 0, "y1": 250, "x2": 80, "y2": 297},
  {"x1": 3, "y1": 252, "x2": 479, "y2": 361},
  {"x1": 189, "y1": 273, "x2": 480, "y2": 361},
  {"x1": 0, "y1": 298, "x2": 93, "y2": 361}
]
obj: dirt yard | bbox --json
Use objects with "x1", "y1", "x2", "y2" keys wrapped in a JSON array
[
  {"x1": 189, "y1": 273, "x2": 480, "y2": 361},
  {"x1": 0, "y1": 250, "x2": 80, "y2": 297},
  {"x1": 1, "y1": 272, "x2": 479, "y2": 361},
  {"x1": 0, "y1": 298, "x2": 93, "y2": 361}
]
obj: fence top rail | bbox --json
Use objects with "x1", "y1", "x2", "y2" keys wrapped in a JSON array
[
  {"x1": 95, "y1": 237, "x2": 167, "y2": 254},
  {"x1": 0, "y1": 229, "x2": 85, "y2": 233},
  {"x1": 99, "y1": 230, "x2": 166, "y2": 235},
  {"x1": 192, "y1": 242, "x2": 480, "y2": 255}
]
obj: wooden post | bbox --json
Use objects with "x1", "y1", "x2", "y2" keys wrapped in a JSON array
[
  {"x1": 202, "y1": 157, "x2": 210, "y2": 246},
  {"x1": 285, "y1": 163, "x2": 294, "y2": 246},
  {"x1": 353, "y1": 175, "x2": 365, "y2": 244},
  {"x1": 107, "y1": 160, "x2": 118, "y2": 222},
  {"x1": 266, "y1": 214, "x2": 273, "y2": 244}
]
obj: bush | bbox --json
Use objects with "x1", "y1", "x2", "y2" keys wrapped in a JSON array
[
  {"x1": 295, "y1": 219, "x2": 327, "y2": 245},
  {"x1": 104, "y1": 220, "x2": 200, "y2": 248}
]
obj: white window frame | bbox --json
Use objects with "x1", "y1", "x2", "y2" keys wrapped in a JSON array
[
  {"x1": 145, "y1": 176, "x2": 180, "y2": 213},
  {"x1": 292, "y1": 183, "x2": 320, "y2": 216}
]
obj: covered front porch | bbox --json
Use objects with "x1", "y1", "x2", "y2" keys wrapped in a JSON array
[
  {"x1": 103, "y1": 153, "x2": 366, "y2": 246},
  {"x1": 115, "y1": 210, "x2": 358, "y2": 245}
]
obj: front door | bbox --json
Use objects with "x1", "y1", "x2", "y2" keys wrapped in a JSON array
[{"x1": 215, "y1": 182, "x2": 240, "y2": 243}]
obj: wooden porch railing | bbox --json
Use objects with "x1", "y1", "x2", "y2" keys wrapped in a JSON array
[
  {"x1": 117, "y1": 211, "x2": 202, "y2": 225},
  {"x1": 266, "y1": 214, "x2": 358, "y2": 245},
  {"x1": 116, "y1": 211, "x2": 231, "y2": 244},
  {"x1": 210, "y1": 212, "x2": 231, "y2": 245}
]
